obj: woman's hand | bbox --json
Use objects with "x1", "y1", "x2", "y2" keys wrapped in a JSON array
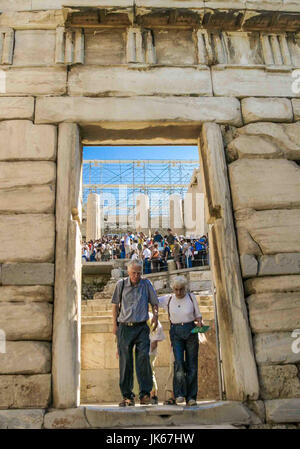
[{"x1": 195, "y1": 318, "x2": 204, "y2": 328}]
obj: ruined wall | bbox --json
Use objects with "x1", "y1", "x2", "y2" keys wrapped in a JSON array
[
  {"x1": 0, "y1": 0, "x2": 300, "y2": 428},
  {"x1": 225, "y1": 113, "x2": 300, "y2": 423},
  {"x1": 0, "y1": 117, "x2": 57, "y2": 415}
]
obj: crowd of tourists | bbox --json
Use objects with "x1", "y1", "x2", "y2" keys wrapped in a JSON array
[{"x1": 82, "y1": 228, "x2": 209, "y2": 271}]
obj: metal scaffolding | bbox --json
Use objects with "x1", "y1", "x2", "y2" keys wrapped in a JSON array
[{"x1": 82, "y1": 159, "x2": 199, "y2": 230}]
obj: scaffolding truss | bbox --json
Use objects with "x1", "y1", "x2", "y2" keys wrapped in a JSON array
[{"x1": 83, "y1": 159, "x2": 199, "y2": 230}]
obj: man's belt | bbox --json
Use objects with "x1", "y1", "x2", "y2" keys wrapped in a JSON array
[{"x1": 120, "y1": 321, "x2": 147, "y2": 327}]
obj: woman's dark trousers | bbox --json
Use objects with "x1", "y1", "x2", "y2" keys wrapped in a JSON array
[{"x1": 169, "y1": 322, "x2": 199, "y2": 402}]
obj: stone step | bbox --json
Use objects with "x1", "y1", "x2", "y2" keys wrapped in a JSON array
[
  {"x1": 76, "y1": 402, "x2": 254, "y2": 428},
  {"x1": 83, "y1": 302, "x2": 215, "y2": 311},
  {"x1": 81, "y1": 318, "x2": 216, "y2": 333},
  {"x1": 82, "y1": 306, "x2": 215, "y2": 318},
  {"x1": 83, "y1": 294, "x2": 214, "y2": 305},
  {"x1": 81, "y1": 312, "x2": 215, "y2": 324}
]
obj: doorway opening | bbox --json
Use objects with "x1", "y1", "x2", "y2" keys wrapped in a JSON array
[{"x1": 79, "y1": 144, "x2": 223, "y2": 406}]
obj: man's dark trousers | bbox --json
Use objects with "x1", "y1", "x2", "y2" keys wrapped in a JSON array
[{"x1": 117, "y1": 322, "x2": 153, "y2": 399}]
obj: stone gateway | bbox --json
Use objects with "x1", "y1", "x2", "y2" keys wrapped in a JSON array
[{"x1": 0, "y1": 0, "x2": 300, "y2": 429}]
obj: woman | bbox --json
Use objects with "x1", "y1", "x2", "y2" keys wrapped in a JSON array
[
  {"x1": 172, "y1": 239, "x2": 182, "y2": 270},
  {"x1": 185, "y1": 241, "x2": 194, "y2": 269},
  {"x1": 151, "y1": 243, "x2": 161, "y2": 273},
  {"x1": 158, "y1": 276, "x2": 204, "y2": 406}
]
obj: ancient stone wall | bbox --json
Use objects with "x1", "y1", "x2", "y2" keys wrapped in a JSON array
[
  {"x1": 225, "y1": 115, "x2": 300, "y2": 413},
  {"x1": 0, "y1": 117, "x2": 57, "y2": 412},
  {"x1": 0, "y1": 0, "x2": 300, "y2": 428}
]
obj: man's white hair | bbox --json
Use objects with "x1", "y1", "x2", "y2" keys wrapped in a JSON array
[
  {"x1": 127, "y1": 259, "x2": 143, "y2": 270},
  {"x1": 171, "y1": 275, "x2": 188, "y2": 290}
]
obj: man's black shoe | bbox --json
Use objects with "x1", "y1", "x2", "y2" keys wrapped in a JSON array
[{"x1": 119, "y1": 397, "x2": 135, "y2": 407}]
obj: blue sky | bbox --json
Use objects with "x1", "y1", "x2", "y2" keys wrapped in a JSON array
[
  {"x1": 82, "y1": 146, "x2": 199, "y2": 209},
  {"x1": 83, "y1": 145, "x2": 198, "y2": 160}
]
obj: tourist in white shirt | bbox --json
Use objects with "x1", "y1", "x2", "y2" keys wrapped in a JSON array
[
  {"x1": 143, "y1": 244, "x2": 152, "y2": 274},
  {"x1": 158, "y1": 276, "x2": 204, "y2": 406},
  {"x1": 130, "y1": 250, "x2": 139, "y2": 260},
  {"x1": 124, "y1": 233, "x2": 131, "y2": 258}
]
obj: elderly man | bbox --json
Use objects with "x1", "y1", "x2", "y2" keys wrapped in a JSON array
[{"x1": 112, "y1": 259, "x2": 159, "y2": 407}]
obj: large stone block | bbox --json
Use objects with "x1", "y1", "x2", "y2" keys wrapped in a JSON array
[
  {"x1": 254, "y1": 332, "x2": 300, "y2": 365},
  {"x1": 0, "y1": 285, "x2": 53, "y2": 302},
  {"x1": 240, "y1": 254, "x2": 258, "y2": 278},
  {"x1": 0, "y1": 342, "x2": 51, "y2": 374},
  {"x1": 0, "y1": 302, "x2": 52, "y2": 340},
  {"x1": 245, "y1": 275, "x2": 300, "y2": 295},
  {"x1": 81, "y1": 332, "x2": 119, "y2": 370},
  {"x1": 0, "y1": 0, "x2": 32, "y2": 11},
  {"x1": 0, "y1": 121, "x2": 57, "y2": 161},
  {"x1": 35, "y1": 96, "x2": 242, "y2": 126},
  {"x1": 241, "y1": 98, "x2": 293, "y2": 124},
  {"x1": 13, "y1": 30, "x2": 56, "y2": 66},
  {"x1": 0, "y1": 215, "x2": 55, "y2": 263},
  {"x1": 247, "y1": 292, "x2": 300, "y2": 333},
  {"x1": 0, "y1": 161, "x2": 56, "y2": 188},
  {"x1": 14, "y1": 374, "x2": 51, "y2": 408},
  {"x1": 0, "y1": 374, "x2": 51, "y2": 409},
  {"x1": 1, "y1": 263, "x2": 55, "y2": 285},
  {"x1": 235, "y1": 209, "x2": 300, "y2": 255},
  {"x1": 136, "y1": 0, "x2": 205, "y2": 7},
  {"x1": 245, "y1": 400, "x2": 265, "y2": 424},
  {"x1": 0, "y1": 185, "x2": 55, "y2": 214},
  {"x1": 0, "y1": 67, "x2": 67, "y2": 96},
  {"x1": 292, "y1": 99, "x2": 300, "y2": 120},
  {"x1": 32, "y1": 0, "x2": 134, "y2": 10},
  {"x1": 68, "y1": 66, "x2": 212, "y2": 96},
  {"x1": 81, "y1": 368, "x2": 121, "y2": 403},
  {"x1": 84, "y1": 28, "x2": 125, "y2": 65},
  {"x1": 258, "y1": 365, "x2": 300, "y2": 400},
  {"x1": 81, "y1": 333, "x2": 105, "y2": 370},
  {"x1": 44, "y1": 408, "x2": 89, "y2": 429},
  {"x1": 154, "y1": 29, "x2": 197, "y2": 65},
  {"x1": 0, "y1": 10, "x2": 65, "y2": 29},
  {"x1": 229, "y1": 159, "x2": 300, "y2": 211},
  {"x1": 233, "y1": 122, "x2": 300, "y2": 160},
  {"x1": 227, "y1": 135, "x2": 281, "y2": 161},
  {"x1": 265, "y1": 399, "x2": 300, "y2": 423},
  {"x1": 258, "y1": 253, "x2": 300, "y2": 276},
  {"x1": 212, "y1": 67, "x2": 300, "y2": 98},
  {"x1": 0, "y1": 409, "x2": 45, "y2": 429},
  {"x1": 0, "y1": 98, "x2": 34, "y2": 120},
  {"x1": 84, "y1": 401, "x2": 252, "y2": 427}
]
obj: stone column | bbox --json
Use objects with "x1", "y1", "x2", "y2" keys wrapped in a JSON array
[
  {"x1": 198, "y1": 122, "x2": 259, "y2": 401},
  {"x1": 86, "y1": 193, "x2": 101, "y2": 242},
  {"x1": 52, "y1": 123, "x2": 82, "y2": 408},
  {"x1": 169, "y1": 193, "x2": 184, "y2": 234},
  {"x1": 184, "y1": 169, "x2": 207, "y2": 238},
  {"x1": 135, "y1": 193, "x2": 149, "y2": 233}
]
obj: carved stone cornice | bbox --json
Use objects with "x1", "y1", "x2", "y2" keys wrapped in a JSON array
[
  {"x1": 0, "y1": 5, "x2": 299, "y2": 32},
  {"x1": 63, "y1": 7, "x2": 300, "y2": 32}
]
